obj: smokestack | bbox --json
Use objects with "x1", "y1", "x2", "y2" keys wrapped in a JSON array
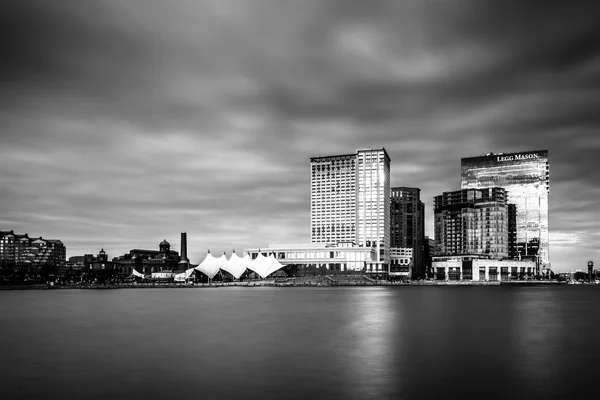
[{"x1": 180, "y1": 232, "x2": 189, "y2": 263}]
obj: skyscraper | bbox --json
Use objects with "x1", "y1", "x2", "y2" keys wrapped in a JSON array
[
  {"x1": 461, "y1": 150, "x2": 549, "y2": 266},
  {"x1": 310, "y1": 148, "x2": 390, "y2": 267},
  {"x1": 390, "y1": 187, "x2": 425, "y2": 279}
]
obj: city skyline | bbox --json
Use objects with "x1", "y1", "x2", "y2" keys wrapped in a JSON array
[{"x1": 2, "y1": 1, "x2": 600, "y2": 272}]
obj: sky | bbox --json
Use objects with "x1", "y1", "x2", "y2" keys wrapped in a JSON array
[{"x1": 1, "y1": 0, "x2": 599, "y2": 272}]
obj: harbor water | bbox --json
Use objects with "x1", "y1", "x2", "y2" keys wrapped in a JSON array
[{"x1": 1, "y1": 286, "x2": 599, "y2": 399}]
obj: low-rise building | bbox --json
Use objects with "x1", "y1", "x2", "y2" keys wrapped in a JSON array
[
  {"x1": 389, "y1": 247, "x2": 412, "y2": 280},
  {"x1": 432, "y1": 255, "x2": 536, "y2": 281},
  {"x1": 112, "y1": 239, "x2": 180, "y2": 277},
  {"x1": 245, "y1": 242, "x2": 379, "y2": 275}
]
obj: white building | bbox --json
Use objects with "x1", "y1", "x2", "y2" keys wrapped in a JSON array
[
  {"x1": 432, "y1": 256, "x2": 536, "y2": 281},
  {"x1": 245, "y1": 242, "x2": 378, "y2": 273},
  {"x1": 310, "y1": 148, "x2": 390, "y2": 272}
]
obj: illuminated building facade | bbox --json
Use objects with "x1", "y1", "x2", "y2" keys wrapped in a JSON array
[
  {"x1": 390, "y1": 187, "x2": 425, "y2": 279},
  {"x1": 310, "y1": 148, "x2": 390, "y2": 270},
  {"x1": 434, "y1": 188, "x2": 509, "y2": 259},
  {"x1": 310, "y1": 153, "x2": 357, "y2": 244},
  {"x1": 0, "y1": 230, "x2": 66, "y2": 267},
  {"x1": 461, "y1": 150, "x2": 549, "y2": 266}
]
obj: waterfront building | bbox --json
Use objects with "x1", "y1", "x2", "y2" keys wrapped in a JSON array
[
  {"x1": 77, "y1": 248, "x2": 118, "y2": 283},
  {"x1": 245, "y1": 242, "x2": 378, "y2": 275},
  {"x1": 390, "y1": 187, "x2": 425, "y2": 279},
  {"x1": 310, "y1": 148, "x2": 390, "y2": 273},
  {"x1": 461, "y1": 150, "x2": 549, "y2": 267},
  {"x1": 424, "y1": 236, "x2": 435, "y2": 278},
  {"x1": 112, "y1": 239, "x2": 180, "y2": 276},
  {"x1": 389, "y1": 247, "x2": 412, "y2": 280},
  {"x1": 68, "y1": 254, "x2": 95, "y2": 266},
  {"x1": 432, "y1": 256, "x2": 536, "y2": 281},
  {"x1": 434, "y1": 188, "x2": 509, "y2": 259},
  {"x1": 0, "y1": 230, "x2": 66, "y2": 267}
]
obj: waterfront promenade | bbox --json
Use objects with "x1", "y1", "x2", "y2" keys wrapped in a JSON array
[{"x1": 0, "y1": 277, "x2": 588, "y2": 290}]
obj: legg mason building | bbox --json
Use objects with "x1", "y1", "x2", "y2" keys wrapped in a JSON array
[{"x1": 461, "y1": 150, "x2": 550, "y2": 267}]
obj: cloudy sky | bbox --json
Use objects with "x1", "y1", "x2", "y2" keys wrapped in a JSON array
[{"x1": 1, "y1": 0, "x2": 599, "y2": 271}]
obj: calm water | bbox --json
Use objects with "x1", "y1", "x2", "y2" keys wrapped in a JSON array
[{"x1": 1, "y1": 286, "x2": 599, "y2": 399}]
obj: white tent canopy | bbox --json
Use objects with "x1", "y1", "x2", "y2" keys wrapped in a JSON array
[
  {"x1": 184, "y1": 267, "x2": 196, "y2": 279},
  {"x1": 174, "y1": 267, "x2": 196, "y2": 282},
  {"x1": 247, "y1": 253, "x2": 285, "y2": 279},
  {"x1": 220, "y1": 251, "x2": 251, "y2": 279},
  {"x1": 195, "y1": 252, "x2": 226, "y2": 279},
  {"x1": 128, "y1": 269, "x2": 146, "y2": 279}
]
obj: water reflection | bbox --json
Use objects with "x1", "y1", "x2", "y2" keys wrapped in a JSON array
[
  {"x1": 334, "y1": 289, "x2": 397, "y2": 399},
  {"x1": 510, "y1": 287, "x2": 598, "y2": 398},
  {"x1": 1, "y1": 287, "x2": 599, "y2": 399}
]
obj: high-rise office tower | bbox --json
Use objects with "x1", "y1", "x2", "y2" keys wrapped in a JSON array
[
  {"x1": 434, "y1": 188, "x2": 509, "y2": 260},
  {"x1": 390, "y1": 187, "x2": 425, "y2": 279},
  {"x1": 461, "y1": 150, "x2": 549, "y2": 266},
  {"x1": 310, "y1": 148, "x2": 390, "y2": 265}
]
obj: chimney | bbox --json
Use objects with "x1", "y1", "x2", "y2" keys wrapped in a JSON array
[{"x1": 180, "y1": 232, "x2": 189, "y2": 263}]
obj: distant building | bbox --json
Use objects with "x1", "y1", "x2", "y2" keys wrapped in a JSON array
[
  {"x1": 310, "y1": 148, "x2": 390, "y2": 273},
  {"x1": 390, "y1": 187, "x2": 425, "y2": 279},
  {"x1": 112, "y1": 239, "x2": 180, "y2": 276},
  {"x1": 0, "y1": 230, "x2": 66, "y2": 267},
  {"x1": 461, "y1": 150, "x2": 549, "y2": 268},
  {"x1": 179, "y1": 232, "x2": 190, "y2": 268}
]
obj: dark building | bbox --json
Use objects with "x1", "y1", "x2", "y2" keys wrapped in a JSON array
[
  {"x1": 0, "y1": 230, "x2": 66, "y2": 267},
  {"x1": 178, "y1": 232, "x2": 189, "y2": 269},
  {"x1": 390, "y1": 187, "x2": 425, "y2": 279},
  {"x1": 508, "y1": 204, "x2": 518, "y2": 259},
  {"x1": 434, "y1": 188, "x2": 508, "y2": 258},
  {"x1": 424, "y1": 236, "x2": 435, "y2": 278},
  {"x1": 68, "y1": 254, "x2": 95, "y2": 266},
  {"x1": 113, "y1": 239, "x2": 180, "y2": 277},
  {"x1": 80, "y1": 248, "x2": 118, "y2": 282}
]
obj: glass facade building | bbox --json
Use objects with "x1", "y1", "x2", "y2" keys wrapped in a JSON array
[
  {"x1": 356, "y1": 148, "x2": 390, "y2": 264},
  {"x1": 310, "y1": 148, "x2": 390, "y2": 267},
  {"x1": 461, "y1": 150, "x2": 549, "y2": 266},
  {"x1": 434, "y1": 188, "x2": 509, "y2": 259}
]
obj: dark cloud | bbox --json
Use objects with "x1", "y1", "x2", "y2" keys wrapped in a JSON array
[{"x1": 1, "y1": 0, "x2": 599, "y2": 270}]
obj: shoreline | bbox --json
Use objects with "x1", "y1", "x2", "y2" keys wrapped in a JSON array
[{"x1": 1, "y1": 280, "x2": 596, "y2": 290}]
